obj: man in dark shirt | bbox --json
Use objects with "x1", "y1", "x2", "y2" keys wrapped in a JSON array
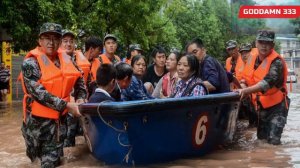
[
  {"x1": 185, "y1": 38, "x2": 230, "y2": 94},
  {"x1": 110, "y1": 62, "x2": 133, "y2": 101},
  {"x1": 143, "y1": 46, "x2": 167, "y2": 89}
]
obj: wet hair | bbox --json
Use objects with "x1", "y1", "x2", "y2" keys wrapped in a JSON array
[
  {"x1": 96, "y1": 64, "x2": 117, "y2": 86},
  {"x1": 85, "y1": 36, "x2": 103, "y2": 51},
  {"x1": 151, "y1": 46, "x2": 166, "y2": 58},
  {"x1": 185, "y1": 37, "x2": 205, "y2": 52},
  {"x1": 131, "y1": 54, "x2": 147, "y2": 67},
  {"x1": 115, "y1": 62, "x2": 133, "y2": 80},
  {"x1": 179, "y1": 54, "x2": 199, "y2": 76}
]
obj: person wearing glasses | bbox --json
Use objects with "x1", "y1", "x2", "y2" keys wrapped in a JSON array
[
  {"x1": 20, "y1": 22, "x2": 86, "y2": 167},
  {"x1": 185, "y1": 37, "x2": 230, "y2": 94}
]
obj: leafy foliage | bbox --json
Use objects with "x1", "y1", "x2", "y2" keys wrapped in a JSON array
[
  {"x1": 291, "y1": 18, "x2": 300, "y2": 35},
  {"x1": 0, "y1": 0, "x2": 273, "y2": 62}
]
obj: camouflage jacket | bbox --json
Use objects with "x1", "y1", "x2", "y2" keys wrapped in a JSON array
[
  {"x1": 255, "y1": 57, "x2": 284, "y2": 93},
  {"x1": 22, "y1": 54, "x2": 87, "y2": 113}
]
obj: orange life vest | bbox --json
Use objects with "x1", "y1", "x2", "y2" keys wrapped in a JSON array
[
  {"x1": 21, "y1": 47, "x2": 81, "y2": 121},
  {"x1": 99, "y1": 54, "x2": 121, "y2": 64},
  {"x1": 125, "y1": 58, "x2": 131, "y2": 65},
  {"x1": 242, "y1": 52, "x2": 257, "y2": 87},
  {"x1": 92, "y1": 53, "x2": 121, "y2": 82},
  {"x1": 57, "y1": 48, "x2": 90, "y2": 84},
  {"x1": 74, "y1": 50, "x2": 90, "y2": 84},
  {"x1": 250, "y1": 48, "x2": 259, "y2": 58},
  {"x1": 89, "y1": 54, "x2": 121, "y2": 82},
  {"x1": 242, "y1": 49, "x2": 288, "y2": 109},
  {"x1": 225, "y1": 54, "x2": 244, "y2": 81},
  {"x1": 90, "y1": 58, "x2": 101, "y2": 81}
]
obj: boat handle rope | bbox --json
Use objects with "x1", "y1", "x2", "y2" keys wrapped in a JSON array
[
  {"x1": 118, "y1": 133, "x2": 131, "y2": 147},
  {"x1": 96, "y1": 101, "x2": 126, "y2": 133},
  {"x1": 123, "y1": 147, "x2": 134, "y2": 165},
  {"x1": 96, "y1": 102, "x2": 134, "y2": 165}
]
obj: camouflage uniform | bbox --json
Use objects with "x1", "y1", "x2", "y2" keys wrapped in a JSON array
[
  {"x1": 239, "y1": 43, "x2": 252, "y2": 62},
  {"x1": 64, "y1": 51, "x2": 84, "y2": 147},
  {"x1": 253, "y1": 30, "x2": 289, "y2": 145},
  {"x1": 21, "y1": 23, "x2": 87, "y2": 168},
  {"x1": 253, "y1": 56, "x2": 289, "y2": 144},
  {"x1": 239, "y1": 43, "x2": 258, "y2": 127},
  {"x1": 226, "y1": 40, "x2": 251, "y2": 120},
  {"x1": 225, "y1": 40, "x2": 238, "y2": 73}
]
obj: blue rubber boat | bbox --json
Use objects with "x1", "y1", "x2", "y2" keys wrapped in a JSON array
[{"x1": 79, "y1": 92, "x2": 240, "y2": 165}]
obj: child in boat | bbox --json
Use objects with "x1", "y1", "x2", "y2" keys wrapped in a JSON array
[
  {"x1": 110, "y1": 62, "x2": 133, "y2": 101},
  {"x1": 88, "y1": 64, "x2": 117, "y2": 103}
]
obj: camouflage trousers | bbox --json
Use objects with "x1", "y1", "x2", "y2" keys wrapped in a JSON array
[
  {"x1": 257, "y1": 99, "x2": 289, "y2": 145},
  {"x1": 64, "y1": 114, "x2": 83, "y2": 147},
  {"x1": 21, "y1": 114, "x2": 67, "y2": 168},
  {"x1": 240, "y1": 97, "x2": 258, "y2": 127}
]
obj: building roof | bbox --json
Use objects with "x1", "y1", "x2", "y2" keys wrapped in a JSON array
[{"x1": 276, "y1": 34, "x2": 299, "y2": 41}]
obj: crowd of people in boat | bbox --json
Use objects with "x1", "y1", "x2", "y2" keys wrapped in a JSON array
[{"x1": 20, "y1": 22, "x2": 290, "y2": 167}]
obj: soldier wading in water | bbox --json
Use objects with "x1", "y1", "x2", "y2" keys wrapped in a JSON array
[{"x1": 20, "y1": 22, "x2": 86, "y2": 167}]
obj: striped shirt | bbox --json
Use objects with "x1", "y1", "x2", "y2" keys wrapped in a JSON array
[{"x1": 0, "y1": 68, "x2": 10, "y2": 83}]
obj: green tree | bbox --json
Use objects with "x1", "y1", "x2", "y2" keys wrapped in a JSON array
[
  {"x1": 88, "y1": 0, "x2": 179, "y2": 57},
  {"x1": 0, "y1": 0, "x2": 77, "y2": 52},
  {"x1": 168, "y1": 0, "x2": 225, "y2": 60},
  {"x1": 291, "y1": 18, "x2": 300, "y2": 35},
  {"x1": 0, "y1": 0, "x2": 180, "y2": 58},
  {"x1": 231, "y1": 0, "x2": 266, "y2": 39},
  {"x1": 1, "y1": 0, "x2": 272, "y2": 59}
]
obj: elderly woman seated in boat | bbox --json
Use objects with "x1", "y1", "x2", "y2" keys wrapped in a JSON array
[
  {"x1": 170, "y1": 54, "x2": 208, "y2": 98},
  {"x1": 121, "y1": 55, "x2": 154, "y2": 101},
  {"x1": 152, "y1": 49, "x2": 181, "y2": 98}
]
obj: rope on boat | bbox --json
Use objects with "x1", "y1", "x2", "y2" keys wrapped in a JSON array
[
  {"x1": 123, "y1": 147, "x2": 133, "y2": 163},
  {"x1": 97, "y1": 101, "x2": 134, "y2": 165},
  {"x1": 118, "y1": 133, "x2": 131, "y2": 147},
  {"x1": 96, "y1": 101, "x2": 126, "y2": 133}
]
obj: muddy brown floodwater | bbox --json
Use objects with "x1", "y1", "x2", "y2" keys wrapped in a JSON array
[{"x1": 0, "y1": 90, "x2": 299, "y2": 167}]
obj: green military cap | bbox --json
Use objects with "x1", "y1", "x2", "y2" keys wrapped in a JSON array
[
  {"x1": 256, "y1": 30, "x2": 275, "y2": 42},
  {"x1": 129, "y1": 44, "x2": 142, "y2": 51},
  {"x1": 39, "y1": 22, "x2": 62, "y2": 36},
  {"x1": 225, "y1": 40, "x2": 237, "y2": 49},
  {"x1": 104, "y1": 34, "x2": 117, "y2": 42},
  {"x1": 62, "y1": 29, "x2": 75, "y2": 38},
  {"x1": 239, "y1": 43, "x2": 252, "y2": 52}
]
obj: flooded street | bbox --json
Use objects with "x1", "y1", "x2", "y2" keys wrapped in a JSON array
[{"x1": 0, "y1": 85, "x2": 299, "y2": 167}]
